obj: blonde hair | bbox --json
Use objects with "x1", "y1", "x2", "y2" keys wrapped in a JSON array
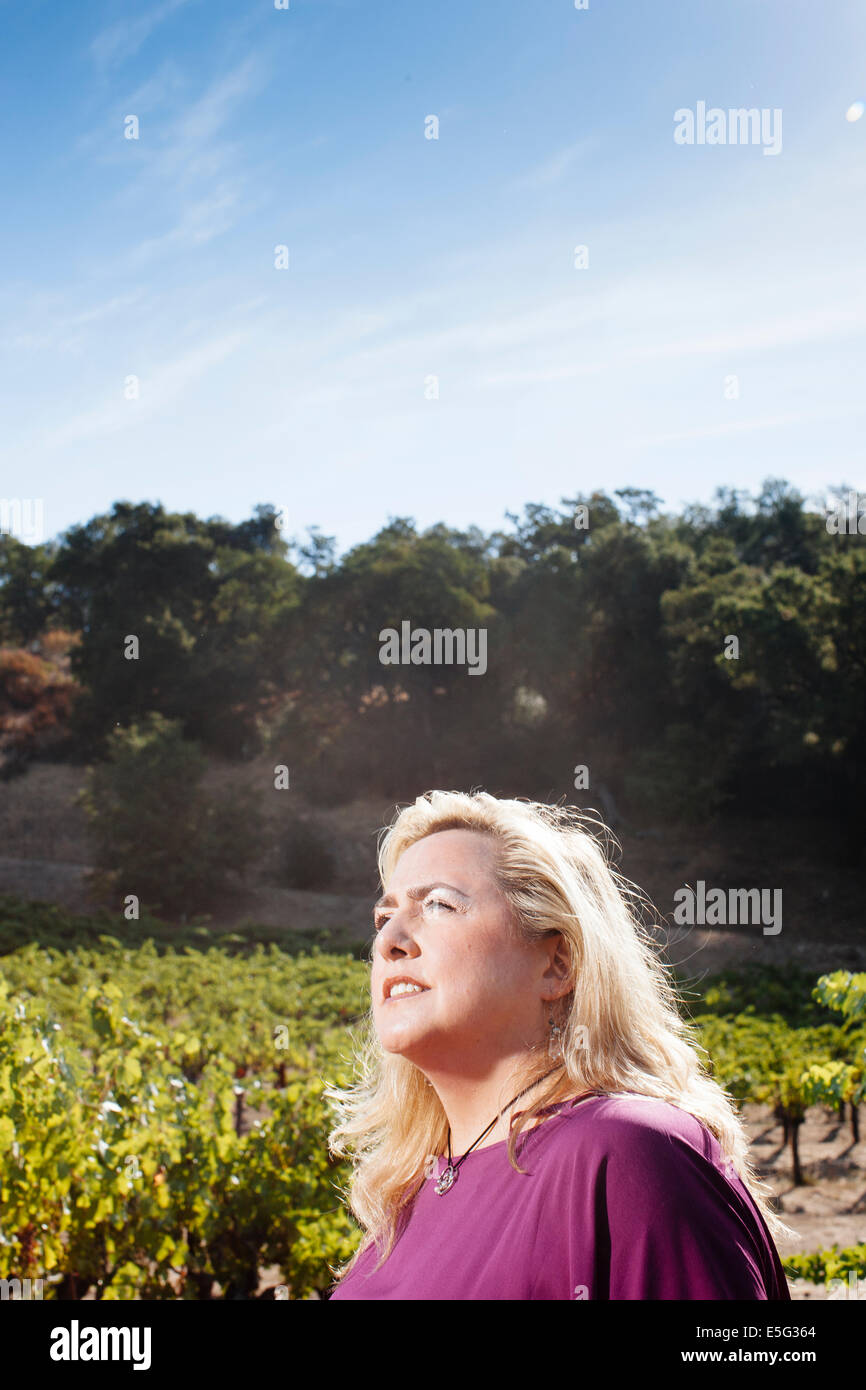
[{"x1": 324, "y1": 790, "x2": 792, "y2": 1282}]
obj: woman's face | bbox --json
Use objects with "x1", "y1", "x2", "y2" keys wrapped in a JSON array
[{"x1": 371, "y1": 828, "x2": 559, "y2": 1073}]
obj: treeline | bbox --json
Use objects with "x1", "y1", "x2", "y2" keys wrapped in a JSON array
[{"x1": 0, "y1": 480, "x2": 863, "y2": 860}]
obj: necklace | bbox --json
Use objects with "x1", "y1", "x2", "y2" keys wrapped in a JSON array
[{"x1": 434, "y1": 1064, "x2": 566, "y2": 1195}]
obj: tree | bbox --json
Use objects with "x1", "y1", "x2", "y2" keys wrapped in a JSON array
[
  {"x1": 0, "y1": 535, "x2": 55, "y2": 644},
  {"x1": 49, "y1": 502, "x2": 300, "y2": 757}
]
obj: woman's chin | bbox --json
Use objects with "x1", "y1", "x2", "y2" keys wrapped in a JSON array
[
  {"x1": 375, "y1": 1021, "x2": 436, "y2": 1060},
  {"x1": 378, "y1": 1028, "x2": 424, "y2": 1055}
]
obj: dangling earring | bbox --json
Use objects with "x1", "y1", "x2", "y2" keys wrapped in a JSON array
[{"x1": 548, "y1": 1012, "x2": 563, "y2": 1061}]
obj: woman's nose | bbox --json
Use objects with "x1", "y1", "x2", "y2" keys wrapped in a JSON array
[{"x1": 376, "y1": 912, "x2": 418, "y2": 958}]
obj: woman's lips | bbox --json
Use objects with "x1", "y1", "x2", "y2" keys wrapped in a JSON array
[{"x1": 382, "y1": 987, "x2": 431, "y2": 1005}]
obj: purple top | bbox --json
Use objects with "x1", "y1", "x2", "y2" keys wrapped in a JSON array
[{"x1": 328, "y1": 1093, "x2": 791, "y2": 1301}]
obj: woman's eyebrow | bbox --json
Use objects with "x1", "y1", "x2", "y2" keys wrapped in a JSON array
[{"x1": 374, "y1": 882, "x2": 469, "y2": 910}]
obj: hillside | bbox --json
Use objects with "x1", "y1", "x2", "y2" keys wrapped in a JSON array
[{"x1": 1, "y1": 758, "x2": 863, "y2": 979}]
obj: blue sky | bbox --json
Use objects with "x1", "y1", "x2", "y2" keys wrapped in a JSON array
[{"x1": 1, "y1": 0, "x2": 864, "y2": 553}]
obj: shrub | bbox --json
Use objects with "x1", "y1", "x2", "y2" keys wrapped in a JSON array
[
  {"x1": 79, "y1": 713, "x2": 264, "y2": 917},
  {"x1": 280, "y1": 814, "x2": 336, "y2": 891},
  {"x1": 0, "y1": 643, "x2": 79, "y2": 774},
  {"x1": 0, "y1": 973, "x2": 362, "y2": 1299}
]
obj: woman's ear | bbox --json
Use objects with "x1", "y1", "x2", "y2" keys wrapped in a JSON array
[{"x1": 542, "y1": 932, "x2": 572, "y2": 995}]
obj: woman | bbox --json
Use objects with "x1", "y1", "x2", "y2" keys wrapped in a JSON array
[{"x1": 325, "y1": 791, "x2": 793, "y2": 1300}]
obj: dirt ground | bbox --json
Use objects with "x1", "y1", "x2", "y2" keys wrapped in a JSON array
[{"x1": 742, "y1": 1101, "x2": 866, "y2": 1299}]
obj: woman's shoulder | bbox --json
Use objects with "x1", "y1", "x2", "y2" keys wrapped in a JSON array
[{"x1": 546, "y1": 1090, "x2": 719, "y2": 1161}]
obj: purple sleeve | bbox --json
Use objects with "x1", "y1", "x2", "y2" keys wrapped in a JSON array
[{"x1": 599, "y1": 1109, "x2": 790, "y2": 1300}]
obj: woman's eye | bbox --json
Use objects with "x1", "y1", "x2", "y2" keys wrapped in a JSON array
[{"x1": 373, "y1": 898, "x2": 454, "y2": 931}]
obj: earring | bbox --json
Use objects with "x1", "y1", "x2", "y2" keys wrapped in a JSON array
[{"x1": 548, "y1": 1012, "x2": 563, "y2": 1061}]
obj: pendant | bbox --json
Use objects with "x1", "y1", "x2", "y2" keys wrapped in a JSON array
[{"x1": 434, "y1": 1165, "x2": 456, "y2": 1195}]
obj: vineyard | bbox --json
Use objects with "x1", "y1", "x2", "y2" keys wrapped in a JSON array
[{"x1": 0, "y1": 893, "x2": 864, "y2": 1299}]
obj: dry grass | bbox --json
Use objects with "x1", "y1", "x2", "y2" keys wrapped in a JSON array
[{"x1": 0, "y1": 763, "x2": 90, "y2": 863}]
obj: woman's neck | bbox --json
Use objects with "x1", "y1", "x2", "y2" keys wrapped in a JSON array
[{"x1": 428, "y1": 1060, "x2": 570, "y2": 1157}]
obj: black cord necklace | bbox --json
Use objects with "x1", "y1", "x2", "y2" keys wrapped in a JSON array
[{"x1": 434, "y1": 1064, "x2": 566, "y2": 1195}]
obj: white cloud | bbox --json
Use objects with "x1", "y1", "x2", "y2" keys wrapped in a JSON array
[
  {"x1": 39, "y1": 331, "x2": 250, "y2": 449},
  {"x1": 0, "y1": 291, "x2": 147, "y2": 354},
  {"x1": 634, "y1": 305, "x2": 866, "y2": 362},
  {"x1": 90, "y1": 0, "x2": 196, "y2": 68},
  {"x1": 151, "y1": 54, "x2": 267, "y2": 182},
  {"x1": 624, "y1": 412, "x2": 819, "y2": 450},
  {"x1": 511, "y1": 138, "x2": 597, "y2": 190},
  {"x1": 124, "y1": 185, "x2": 243, "y2": 265},
  {"x1": 73, "y1": 55, "x2": 270, "y2": 274}
]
